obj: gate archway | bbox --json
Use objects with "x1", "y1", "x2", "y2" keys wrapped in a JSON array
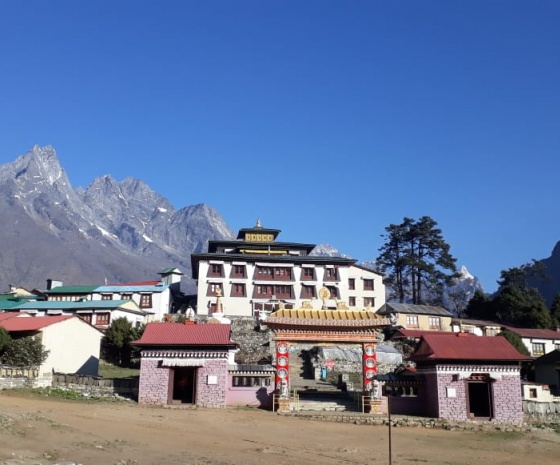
[{"x1": 265, "y1": 304, "x2": 391, "y2": 412}]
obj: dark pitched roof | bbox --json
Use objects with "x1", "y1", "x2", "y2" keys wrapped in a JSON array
[
  {"x1": 378, "y1": 303, "x2": 453, "y2": 317},
  {"x1": 534, "y1": 349, "x2": 560, "y2": 364},
  {"x1": 133, "y1": 322, "x2": 235, "y2": 347},
  {"x1": 504, "y1": 327, "x2": 560, "y2": 340},
  {"x1": 409, "y1": 333, "x2": 531, "y2": 362}
]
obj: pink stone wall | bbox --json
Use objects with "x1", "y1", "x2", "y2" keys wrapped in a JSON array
[
  {"x1": 433, "y1": 365, "x2": 523, "y2": 424},
  {"x1": 195, "y1": 359, "x2": 229, "y2": 408},
  {"x1": 491, "y1": 375, "x2": 523, "y2": 423},
  {"x1": 138, "y1": 358, "x2": 171, "y2": 404},
  {"x1": 435, "y1": 372, "x2": 468, "y2": 421}
]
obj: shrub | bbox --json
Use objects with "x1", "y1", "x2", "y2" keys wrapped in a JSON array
[{"x1": 1, "y1": 336, "x2": 49, "y2": 367}]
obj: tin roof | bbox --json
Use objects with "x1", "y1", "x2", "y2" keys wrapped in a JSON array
[
  {"x1": 409, "y1": 333, "x2": 531, "y2": 362},
  {"x1": 133, "y1": 322, "x2": 234, "y2": 346},
  {"x1": 378, "y1": 303, "x2": 453, "y2": 317},
  {"x1": 0, "y1": 315, "x2": 74, "y2": 332},
  {"x1": 45, "y1": 286, "x2": 99, "y2": 294},
  {"x1": 503, "y1": 326, "x2": 560, "y2": 340},
  {"x1": 95, "y1": 283, "x2": 168, "y2": 293}
]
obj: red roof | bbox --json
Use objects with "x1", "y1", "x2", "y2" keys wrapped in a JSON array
[
  {"x1": 133, "y1": 322, "x2": 234, "y2": 346},
  {"x1": 504, "y1": 327, "x2": 560, "y2": 340},
  {"x1": 409, "y1": 333, "x2": 531, "y2": 362},
  {"x1": 392, "y1": 329, "x2": 462, "y2": 339},
  {"x1": 0, "y1": 315, "x2": 74, "y2": 332},
  {"x1": 0, "y1": 313, "x2": 20, "y2": 323}
]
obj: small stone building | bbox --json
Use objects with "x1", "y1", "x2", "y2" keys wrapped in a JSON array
[
  {"x1": 395, "y1": 333, "x2": 531, "y2": 423},
  {"x1": 134, "y1": 322, "x2": 237, "y2": 407}
]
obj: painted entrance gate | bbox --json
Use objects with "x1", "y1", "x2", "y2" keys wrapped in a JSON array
[{"x1": 265, "y1": 306, "x2": 391, "y2": 412}]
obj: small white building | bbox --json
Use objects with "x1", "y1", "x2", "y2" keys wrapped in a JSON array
[{"x1": 0, "y1": 314, "x2": 103, "y2": 377}]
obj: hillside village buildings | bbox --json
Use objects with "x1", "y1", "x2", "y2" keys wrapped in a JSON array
[
  {"x1": 191, "y1": 220, "x2": 386, "y2": 317},
  {"x1": 1, "y1": 219, "x2": 559, "y2": 423}
]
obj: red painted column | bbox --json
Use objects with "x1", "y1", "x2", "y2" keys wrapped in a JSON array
[
  {"x1": 275, "y1": 341, "x2": 290, "y2": 397},
  {"x1": 363, "y1": 343, "x2": 377, "y2": 394}
]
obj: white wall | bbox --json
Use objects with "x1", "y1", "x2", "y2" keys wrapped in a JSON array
[{"x1": 39, "y1": 317, "x2": 103, "y2": 377}]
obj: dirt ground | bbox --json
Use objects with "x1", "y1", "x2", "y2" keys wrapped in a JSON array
[{"x1": 0, "y1": 392, "x2": 559, "y2": 465}]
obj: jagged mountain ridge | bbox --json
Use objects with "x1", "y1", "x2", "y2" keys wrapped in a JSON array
[{"x1": 0, "y1": 145, "x2": 234, "y2": 292}]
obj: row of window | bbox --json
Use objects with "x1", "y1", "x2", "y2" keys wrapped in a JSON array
[
  {"x1": 207, "y1": 283, "x2": 375, "y2": 306},
  {"x1": 78, "y1": 313, "x2": 110, "y2": 325},
  {"x1": 50, "y1": 293, "x2": 153, "y2": 308},
  {"x1": 208, "y1": 265, "x2": 375, "y2": 290},
  {"x1": 231, "y1": 376, "x2": 272, "y2": 387},
  {"x1": 405, "y1": 315, "x2": 442, "y2": 329},
  {"x1": 532, "y1": 343, "x2": 560, "y2": 356}
]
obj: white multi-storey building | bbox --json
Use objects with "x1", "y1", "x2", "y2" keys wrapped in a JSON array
[{"x1": 191, "y1": 221, "x2": 385, "y2": 317}]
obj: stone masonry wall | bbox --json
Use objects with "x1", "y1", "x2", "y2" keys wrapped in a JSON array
[
  {"x1": 493, "y1": 375, "x2": 523, "y2": 423},
  {"x1": 436, "y1": 372, "x2": 468, "y2": 421},
  {"x1": 195, "y1": 359, "x2": 228, "y2": 408},
  {"x1": 138, "y1": 358, "x2": 171, "y2": 404}
]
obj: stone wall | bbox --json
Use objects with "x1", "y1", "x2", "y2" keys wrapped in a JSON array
[
  {"x1": 0, "y1": 366, "x2": 52, "y2": 390},
  {"x1": 523, "y1": 400, "x2": 560, "y2": 421},
  {"x1": 138, "y1": 358, "x2": 171, "y2": 404},
  {"x1": 52, "y1": 373, "x2": 139, "y2": 400},
  {"x1": 229, "y1": 317, "x2": 272, "y2": 364},
  {"x1": 196, "y1": 359, "x2": 229, "y2": 408}
]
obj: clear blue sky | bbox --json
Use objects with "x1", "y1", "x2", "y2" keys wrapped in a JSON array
[{"x1": 1, "y1": 1, "x2": 559, "y2": 293}]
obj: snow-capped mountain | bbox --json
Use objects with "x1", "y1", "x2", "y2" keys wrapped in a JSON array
[
  {"x1": 442, "y1": 265, "x2": 484, "y2": 316},
  {"x1": 0, "y1": 145, "x2": 234, "y2": 292},
  {"x1": 310, "y1": 243, "x2": 351, "y2": 258}
]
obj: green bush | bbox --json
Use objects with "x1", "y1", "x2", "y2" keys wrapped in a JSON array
[{"x1": 1, "y1": 336, "x2": 49, "y2": 367}]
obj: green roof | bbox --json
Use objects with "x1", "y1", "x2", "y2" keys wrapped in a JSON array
[
  {"x1": 45, "y1": 286, "x2": 99, "y2": 294},
  {"x1": 14, "y1": 300, "x2": 145, "y2": 315}
]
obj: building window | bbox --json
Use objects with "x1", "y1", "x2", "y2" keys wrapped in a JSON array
[
  {"x1": 207, "y1": 283, "x2": 223, "y2": 297},
  {"x1": 555, "y1": 343, "x2": 560, "y2": 351},
  {"x1": 326, "y1": 286, "x2": 338, "y2": 299},
  {"x1": 529, "y1": 388, "x2": 538, "y2": 399},
  {"x1": 121, "y1": 293, "x2": 132, "y2": 300},
  {"x1": 274, "y1": 267, "x2": 292, "y2": 280},
  {"x1": 532, "y1": 343, "x2": 545, "y2": 356},
  {"x1": 101, "y1": 294, "x2": 112, "y2": 301},
  {"x1": 348, "y1": 278, "x2": 355, "y2": 290},
  {"x1": 255, "y1": 285, "x2": 273, "y2": 298},
  {"x1": 274, "y1": 285, "x2": 292, "y2": 299},
  {"x1": 363, "y1": 297, "x2": 374, "y2": 308},
  {"x1": 363, "y1": 279, "x2": 374, "y2": 291},
  {"x1": 79, "y1": 314, "x2": 92, "y2": 324},
  {"x1": 301, "y1": 285, "x2": 315, "y2": 299},
  {"x1": 139, "y1": 294, "x2": 152, "y2": 308},
  {"x1": 231, "y1": 265, "x2": 246, "y2": 278},
  {"x1": 429, "y1": 316, "x2": 441, "y2": 330},
  {"x1": 96, "y1": 313, "x2": 110, "y2": 325},
  {"x1": 231, "y1": 283, "x2": 246, "y2": 297},
  {"x1": 208, "y1": 264, "x2": 223, "y2": 277},
  {"x1": 324, "y1": 268, "x2": 338, "y2": 281},
  {"x1": 406, "y1": 315, "x2": 419, "y2": 328},
  {"x1": 348, "y1": 296, "x2": 356, "y2": 307},
  {"x1": 232, "y1": 376, "x2": 271, "y2": 387},
  {"x1": 256, "y1": 267, "x2": 273, "y2": 278},
  {"x1": 301, "y1": 268, "x2": 315, "y2": 281}
]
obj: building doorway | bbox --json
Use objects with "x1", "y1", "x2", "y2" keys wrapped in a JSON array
[
  {"x1": 172, "y1": 367, "x2": 196, "y2": 404},
  {"x1": 467, "y1": 381, "x2": 493, "y2": 418}
]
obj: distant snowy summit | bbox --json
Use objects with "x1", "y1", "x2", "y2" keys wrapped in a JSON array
[{"x1": 310, "y1": 243, "x2": 352, "y2": 258}]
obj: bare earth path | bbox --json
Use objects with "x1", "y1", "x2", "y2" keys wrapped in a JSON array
[{"x1": 0, "y1": 392, "x2": 559, "y2": 465}]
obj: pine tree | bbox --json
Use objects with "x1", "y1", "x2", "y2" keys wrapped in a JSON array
[{"x1": 377, "y1": 216, "x2": 457, "y2": 305}]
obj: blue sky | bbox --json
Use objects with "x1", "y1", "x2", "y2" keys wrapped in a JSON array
[{"x1": 1, "y1": 1, "x2": 559, "y2": 292}]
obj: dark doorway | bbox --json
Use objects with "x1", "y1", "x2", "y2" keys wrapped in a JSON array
[
  {"x1": 172, "y1": 367, "x2": 196, "y2": 404},
  {"x1": 467, "y1": 382, "x2": 492, "y2": 418}
]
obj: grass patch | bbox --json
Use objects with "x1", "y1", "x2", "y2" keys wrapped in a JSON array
[{"x1": 98, "y1": 362, "x2": 139, "y2": 379}]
